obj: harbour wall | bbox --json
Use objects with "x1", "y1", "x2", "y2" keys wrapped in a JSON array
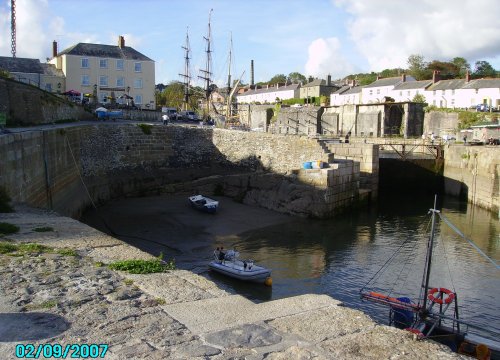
[
  {"x1": 443, "y1": 145, "x2": 500, "y2": 214},
  {"x1": 0, "y1": 125, "x2": 376, "y2": 218}
]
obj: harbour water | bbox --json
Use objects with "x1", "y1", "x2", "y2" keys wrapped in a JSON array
[{"x1": 81, "y1": 192, "x2": 500, "y2": 341}]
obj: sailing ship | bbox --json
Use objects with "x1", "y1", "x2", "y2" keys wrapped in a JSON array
[{"x1": 360, "y1": 197, "x2": 500, "y2": 358}]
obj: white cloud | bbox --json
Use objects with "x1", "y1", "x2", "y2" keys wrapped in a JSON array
[
  {"x1": 305, "y1": 37, "x2": 354, "y2": 79},
  {"x1": 335, "y1": 0, "x2": 500, "y2": 71}
]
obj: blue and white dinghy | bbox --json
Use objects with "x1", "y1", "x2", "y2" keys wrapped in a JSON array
[
  {"x1": 188, "y1": 194, "x2": 219, "y2": 213},
  {"x1": 209, "y1": 249, "x2": 272, "y2": 285}
]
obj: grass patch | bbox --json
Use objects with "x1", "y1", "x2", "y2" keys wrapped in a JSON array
[
  {"x1": 94, "y1": 261, "x2": 105, "y2": 267},
  {"x1": 0, "y1": 186, "x2": 14, "y2": 213},
  {"x1": 137, "y1": 123, "x2": 152, "y2": 135},
  {"x1": 155, "y1": 298, "x2": 166, "y2": 305},
  {"x1": 124, "y1": 279, "x2": 134, "y2": 285},
  {"x1": 0, "y1": 222, "x2": 19, "y2": 235},
  {"x1": 56, "y1": 248, "x2": 78, "y2": 257},
  {"x1": 0, "y1": 241, "x2": 77, "y2": 257},
  {"x1": 108, "y1": 254, "x2": 175, "y2": 274},
  {"x1": 32, "y1": 226, "x2": 54, "y2": 232},
  {"x1": 0, "y1": 242, "x2": 18, "y2": 254},
  {"x1": 27, "y1": 300, "x2": 58, "y2": 310}
]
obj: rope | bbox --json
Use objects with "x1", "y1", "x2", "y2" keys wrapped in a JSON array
[{"x1": 439, "y1": 213, "x2": 500, "y2": 270}]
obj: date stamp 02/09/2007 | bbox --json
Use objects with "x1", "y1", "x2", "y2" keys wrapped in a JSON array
[{"x1": 15, "y1": 344, "x2": 108, "y2": 359}]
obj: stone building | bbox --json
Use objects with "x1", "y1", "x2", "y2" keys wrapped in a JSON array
[
  {"x1": 0, "y1": 56, "x2": 65, "y2": 94},
  {"x1": 299, "y1": 76, "x2": 339, "y2": 102}
]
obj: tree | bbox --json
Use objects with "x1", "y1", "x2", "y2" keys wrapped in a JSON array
[
  {"x1": 412, "y1": 93, "x2": 427, "y2": 104},
  {"x1": 473, "y1": 61, "x2": 496, "y2": 78},
  {"x1": 426, "y1": 60, "x2": 460, "y2": 79},
  {"x1": 288, "y1": 72, "x2": 307, "y2": 84},
  {"x1": 407, "y1": 54, "x2": 429, "y2": 80},
  {"x1": 268, "y1": 74, "x2": 287, "y2": 85},
  {"x1": 451, "y1": 57, "x2": 470, "y2": 77}
]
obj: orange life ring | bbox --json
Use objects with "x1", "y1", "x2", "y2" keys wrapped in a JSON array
[{"x1": 427, "y1": 287, "x2": 455, "y2": 305}]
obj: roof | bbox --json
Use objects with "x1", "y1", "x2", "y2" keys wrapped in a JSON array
[
  {"x1": 237, "y1": 84, "x2": 300, "y2": 97},
  {"x1": 332, "y1": 85, "x2": 351, "y2": 95},
  {"x1": 57, "y1": 43, "x2": 153, "y2": 61},
  {"x1": 393, "y1": 80, "x2": 432, "y2": 90},
  {"x1": 302, "y1": 78, "x2": 339, "y2": 88},
  {"x1": 40, "y1": 63, "x2": 65, "y2": 77},
  {"x1": 427, "y1": 79, "x2": 466, "y2": 91},
  {"x1": 0, "y1": 56, "x2": 44, "y2": 74},
  {"x1": 461, "y1": 79, "x2": 500, "y2": 89},
  {"x1": 364, "y1": 76, "x2": 416, "y2": 88},
  {"x1": 342, "y1": 86, "x2": 364, "y2": 95}
]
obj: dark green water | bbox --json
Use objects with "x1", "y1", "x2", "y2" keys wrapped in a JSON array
[{"x1": 81, "y1": 193, "x2": 500, "y2": 341}]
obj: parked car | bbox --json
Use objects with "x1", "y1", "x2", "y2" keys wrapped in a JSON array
[
  {"x1": 179, "y1": 110, "x2": 199, "y2": 122},
  {"x1": 476, "y1": 104, "x2": 491, "y2": 112}
]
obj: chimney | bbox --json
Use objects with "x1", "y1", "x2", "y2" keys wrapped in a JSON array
[
  {"x1": 250, "y1": 60, "x2": 254, "y2": 86},
  {"x1": 327, "y1": 74, "x2": 331, "y2": 86},
  {"x1": 308, "y1": 76, "x2": 314, "y2": 83},
  {"x1": 465, "y1": 70, "x2": 471, "y2": 82},
  {"x1": 401, "y1": 73, "x2": 406, "y2": 82},
  {"x1": 432, "y1": 70, "x2": 440, "y2": 84},
  {"x1": 52, "y1": 40, "x2": 58, "y2": 58},
  {"x1": 118, "y1": 35, "x2": 125, "y2": 48}
]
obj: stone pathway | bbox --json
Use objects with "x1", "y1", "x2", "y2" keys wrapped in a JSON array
[{"x1": 0, "y1": 207, "x2": 462, "y2": 359}]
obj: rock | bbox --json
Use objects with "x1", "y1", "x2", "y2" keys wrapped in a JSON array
[
  {"x1": 205, "y1": 324, "x2": 282, "y2": 348},
  {"x1": 109, "y1": 288, "x2": 142, "y2": 301}
]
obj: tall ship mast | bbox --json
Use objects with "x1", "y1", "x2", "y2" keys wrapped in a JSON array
[
  {"x1": 179, "y1": 28, "x2": 191, "y2": 111},
  {"x1": 198, "y1": 9, "x2": 213, "y2": 119}
]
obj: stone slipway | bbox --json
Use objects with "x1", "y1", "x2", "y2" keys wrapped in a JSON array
[{"x1": 0, "y1": 206, "x2": 463, "y2": 359}]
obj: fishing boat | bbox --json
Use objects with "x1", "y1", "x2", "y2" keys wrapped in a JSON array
[
  {"x1": 360, "y1": 197, "x2": 500, "y2": 358},
  {"x1": 209, "y1": 249, "x2": 272, "y2": 285},
  {"x1": 188, "y1": 195, "x2": 219, "y2": 213}
]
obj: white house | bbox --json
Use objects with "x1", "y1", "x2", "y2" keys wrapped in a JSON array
[
  {"x1": 361, "y1": 75, "x2": 415, "y2": 104},
  {"x1": 331, "y1": 86, "x2": 364, "y2": 105},
  {"x1": 458, "y1": 79, "x2": 500, "y2": 109},
  {"x1": 236, "y1": 83, "x2": 300, "y2": 104},
  {"x1": 392, "y1": 80, "x2": 432, "y2": 102}
]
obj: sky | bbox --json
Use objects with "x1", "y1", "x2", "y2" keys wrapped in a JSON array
[{"x1": 0, "y1": 0, "x2": 499, "y2": 87}]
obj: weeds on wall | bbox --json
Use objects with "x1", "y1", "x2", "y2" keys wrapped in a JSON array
[
  {"x1": 0, "y1": 222, "x2": 19, "y2": 235},
  {"x1": 108, "y1": 253, "x2": 175, "y2": 274},
  {"x1": 0, "y1": 187, "x2": 14, "y2": 213},
  {"x1": 137, "y1": 123, "x2": 152, "y2": 135}
]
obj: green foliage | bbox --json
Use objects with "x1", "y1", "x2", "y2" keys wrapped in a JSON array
[
  {"x1": 458, "y1": 111, "x2": 483, "y2": 129},
  {"x1": 271, "y1": 103, "x2": 281, "y2": 123},
  {"x1": 108, "y1": 254, "x2": 175, "y2": 274},
  {"x1": 281, "y1": 98, "x2": 305, "y2": 106},
  {"x1": 0, "y1": 222, "x2": 19, "y2": 235},
  {"x1": 451, "y1": 57, "x2": 471, "y2": 77},
  {"x1": 0, "y1": 241, "x2": 77, "y2": 257},
  {"x1": 137, "y1": 123, "x2": 152, "y2": 135},
  {"x1": 0, "y1": 187, "x2": 14, "y2": 213},
  {"x1": 56, "y1": 248, "x2": 78, "y2": 256},
  {"x1": 33, "y1": 226, "x2": 54, "y2": 232},
  {"x1": 268, "y1": 74, "x2": 287, "y2": 84},
  {"x1": 288, "y1": 72, "x2": 307, "y2": 84},
  {"x1": 407, "y1": 54, "x2": 431, "y2": 80},
  {"x1": 412, "y1": 93, "x2": 427, "y2": 104},
  {"x1": 18, "y1": 243, "x2": 50, "y2": 253},
  {"x1": 0, "y1": 69, "x2": 10, "y2": 78},
  {"x1": 320, "y1": 95, "x2": 328, "y2": 105},
  {"x1": 473, "y1": 60, "x2": 497, "y2": 78}
]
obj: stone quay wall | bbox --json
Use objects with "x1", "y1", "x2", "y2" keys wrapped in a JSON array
[
  {"x1": 0, "y1": 125, "x2": 370, "y2": 218},
  {"x1": 0, "y1": 78, "x2": 91, "y2": 126},
  {"x1": 443, "y1": 145, "x2": 500, "y2": 214}
]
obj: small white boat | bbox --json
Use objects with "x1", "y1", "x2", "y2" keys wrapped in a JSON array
[
  {"x1": 209, "y1": 250, "x2": 272, "y2": 285},
  {"x1": 188, "y1": 195, "x2": 219, "y2": 213}
]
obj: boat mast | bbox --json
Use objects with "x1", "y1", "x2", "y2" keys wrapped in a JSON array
[
  {"x1": 226, "y1": 32, "x2": 233, "y2": 120},
  {"x1": 179, "y1": 27, "x2": 191, "y2": 111},
  {"x1": 421, "y1": 195, "x2": 439, "y2": 310},
  {"x1": 198, "y1": 9, "x2": 213, "y2": 119}
]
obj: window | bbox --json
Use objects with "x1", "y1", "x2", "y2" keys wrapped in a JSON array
[
  {"x1": 407, "y1": 91, "x2": 411, "y2": 96},
  {"x1": 134, "y1": 62, "x2": 142, "y2": 72},
  {"x1": 116, "y1": 77, "x2": 125, "y2": 87},
  {"x1": 116, "y1": 59, "x2": 124, "y2": 71},
  {"x1": 45, "y1": 84, "x2": 52, "y2": 92},
  {"x1": 99, "y1": 76, "x2": 108, "y2": 86},
  {"x1": 81, "y1": 74, "x2": 90, "y2": 86},
  {"x1": 101, "y1": 92, "x2": 108, "y2": 103},
  {"x1": 451, "y1": 99, "x2": 455, "y2": 106},
  {"x1": 99, "y1": 59, "x2": 108, "y2": 68},
  {"x1": 134, "y1": 94, "x2": 142, "y2": 104},
  {"x1": 433, "y1": 90, "x2": 436, "y2": 95},
  {"x1": 81, "y1": 58, "x2": 89, "y2": 68},
  {"x1": 475, "y1": 89, "x2": 479, "y2": 94},
  {"x1": 134, "y1": 78, "x2": 143, "y2": 88},
  {"x1": 452, "y1": 89, "x2": 455, "y2": 95},
  {"x1": 376, "y1": 89, "x2": 380, "y2": 95}
]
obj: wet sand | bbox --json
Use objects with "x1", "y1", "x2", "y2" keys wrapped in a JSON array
[{"x1": 80, "y1": 194, "x2": 292, "y2": 272}]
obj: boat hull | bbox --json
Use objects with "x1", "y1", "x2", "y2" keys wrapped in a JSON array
[
  {"x1": 188, "y1": 195, "x2": 218, "y2": 213},
  {"x1": 209, "y1": 260, "x2": 271, "y2": 283}
]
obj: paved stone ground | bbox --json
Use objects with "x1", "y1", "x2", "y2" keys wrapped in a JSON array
[{"x1": 0, "y1": 206, "x2": 464, "y2": 359}]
